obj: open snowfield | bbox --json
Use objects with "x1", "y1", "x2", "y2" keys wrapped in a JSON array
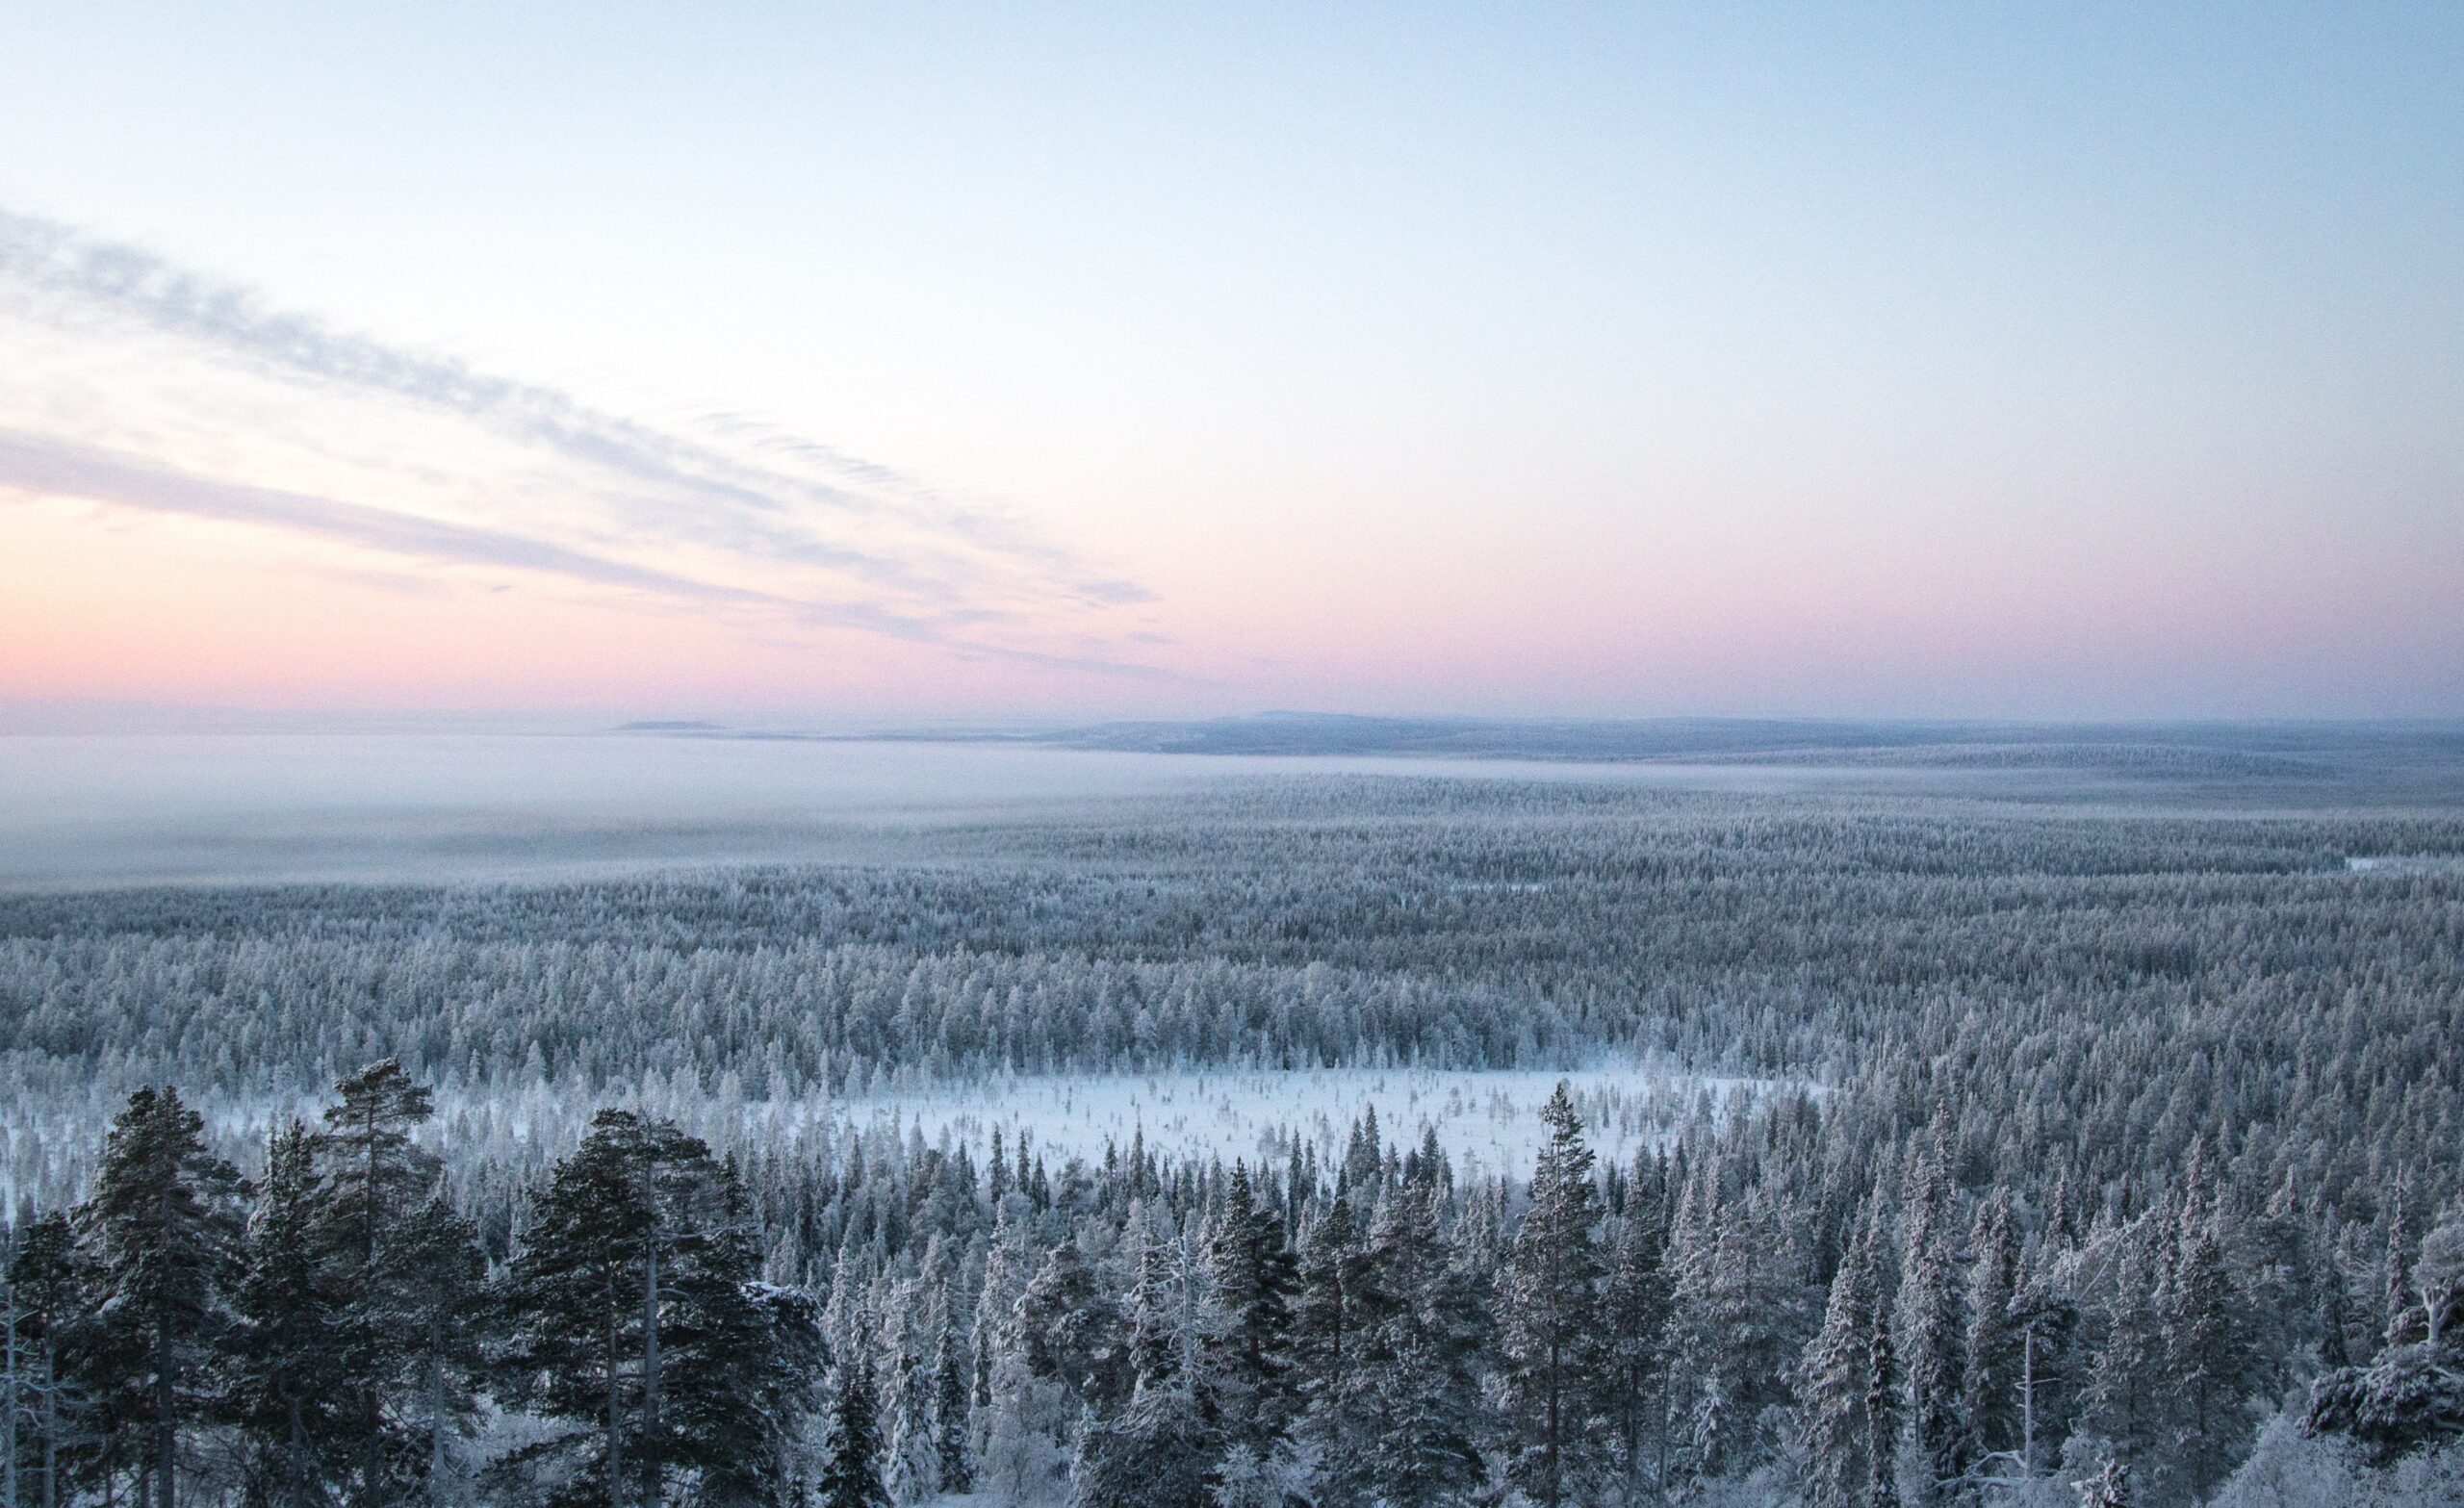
[
  {"x1": 819, "y1": 1064, "x2": 1788, "y2": 1179},
  {"x1": 2, "y1": 1064, "x2": 1792, "y2": 1213}
]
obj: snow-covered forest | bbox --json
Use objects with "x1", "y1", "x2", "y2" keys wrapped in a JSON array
[{"x1": 5, "y1": 772, "x2": 2463, "y2": 1507}]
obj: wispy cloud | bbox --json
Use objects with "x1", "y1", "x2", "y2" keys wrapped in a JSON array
[
  {"x1": 0, "y1": 428, "x2": 1189, "y2": 681},
  {"x1": 0, "y1": 205, "x2": 1168, "y2": 675}
]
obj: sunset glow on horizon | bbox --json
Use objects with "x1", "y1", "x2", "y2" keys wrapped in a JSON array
[{"x1": 4, "y1": 4, "x2": 2460, "y2": 724}]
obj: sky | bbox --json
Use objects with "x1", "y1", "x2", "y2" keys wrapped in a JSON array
[{"x1": 1, "y1": 3, "x2": 2459, "y2": 724}]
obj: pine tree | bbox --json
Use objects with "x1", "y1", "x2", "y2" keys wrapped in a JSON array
[
  {"x1": 1497, "y1": 1083, "x2": 1605, "y2": 1508},
  {"x1": 309, "y1": 1058, "x2": 459, "y2": 1507},
  {"x1": 1021, "y1": 1239, "x2": 1123, "y2": 1413},
  {"x1": 1961, "y1": 1191, "x2": 2023, "y2": 1473},
  {"x1": 75, "y1": 1086, "x2": 244, "y2": 1508},
  {"x1": 1600, "y1": 1194, "x2": 1674, "y2": 1493},
  {"x1": 390, "y1": 1193, "x2": 488, "y2": 1505},
  {"x1": 229, "y1": 1120, "x2": 350, "y2": 1508},
  {"x1": 5, "y1": 1214, "x2": 87, "y2": 1508},
  {"x1": 1069, "y1": 1389, "x2": 1212, "y2": 1508},
  {"x1": 2083, "y1": 1220, "x2": 2165, "y2": 1481},
  {"x1": 2075, "y1": 1455, "x2": 2131, "y2": 1508},
  {"x1": 1798, "y1": 1194, "x2": 1895, "y2": 1508},
  {"x1": 1201, "y1": 1163, "x2": 1297, "y2": 1454},
  {"x1": 496, "y1": 1112, "x2": 657, "y2": 1508},
  {"x1": 976, "y1": 1341, "x2": 1065, "y2": 1504},
  {"x1": 1896, "y1": 1137, "x2": 1968, "y2": 1504},
  {"x1": 2160, "y1": 1193, "x2": 2253, "y2": 1501},
  {"x1": 1292, "y1": 1197, "x2": 1370, "y2": 1503},
  {"x1": 932, "y1": 1320, "x2": 974, "y2": 1496},
  {"x1": 498, "y1": 1112, "x2": 807, "y2": 1508},
  {"x1": 819, "y1": 1361, "x2": 891, "y2": 1508},
  {"x1": 663, "y1": 1159, "x2": 822, "y2": 1508},
  {"x1": 1342, "y1": 1183, "x2": 1485, "y2": 1508}
]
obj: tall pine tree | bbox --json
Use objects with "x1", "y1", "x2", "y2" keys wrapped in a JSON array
[
  {"x1": 309, "y1": 1059, "x2": 465, "y2": 1508},
  {"x1": 1960, "y1": 1190, "x2": 2023, "y2": 1477},
  {"x1": 229, "y1": 1121, "x2": 350, "y2": 1508},
  {"x1": 1895, "y1": 1133, "x2": 1968, "y2": 1504},
  {"x1": 1201, "y1": 1163, "x2": 1297, "y2": 1456},
  {"x1": 1798, "y1": 1191, "x2": 1898, "y2": 1508},
  {"x1": 1340, "y1": 1183, "x2": 1485, "y2": 1508},
  {"x1": 498, "y1": 1112, "x2": 810, "y2": 1508},
  {"x1": 75, "y1": 1087, "x2": 244, "y2": 1508},
  {"x1": 1497, "y1": 1083, "x2": 1605, "y2": 1508},
  {"x1": 819, "y1": 1360, "x2": 890, "y2": 1508},
  {"x1": 1600, "y1": 1191, "x2": 1675, "y2": 1495}
]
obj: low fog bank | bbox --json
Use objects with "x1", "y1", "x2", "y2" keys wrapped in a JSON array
[
  {"x1": 6, "y1": 723, "x2": 2460, "y2": 887},
  {"x1": 0, "y1": 734, "x2": 1228, "y2": 886}
]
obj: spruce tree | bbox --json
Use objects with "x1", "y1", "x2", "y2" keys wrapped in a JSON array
[
  {"x1": 2076, "y1": 1456, "x2": 2131, "y2": 1508},
  {"x1": 932, "y1": 1321, "x2": 974, "y2": 1496},
  {"x1": 498, "y1": 1112, "x2": 806, "y2": 1508},
  {"x1": 1497, "y1": 1083, "x2": 1605, "y2": 1508},
  {"x1": 309, "y1": 1058, "x2": 457, "y2": 1507},
  {"x1": 2160, "y1": 1193, "x2": 2253, "y2": 1501},
  {"x1": 1864, "y1": 1299, "x2": 1903, "y2": 1508},
  {"x1": 229, "y1": 1120, "x2": 349, "y2": 1508},
  {"x1": 6, "y1": 1214, "x2": 87, "y2": 1508},
  {"x1": 1201, "y1": 1163, "x2": 1297, "y2": 1454},
  {"x1": 1126, "y1": 1233, "x2": 1186, "y2": 1400},
  {"x1": 1343, "y1": 1183, "x2": 1485, "y2": 1508},
  {"x1": 819, "y1": 1361, "x2": 890, "y2": 1508},
  {"x1": 1798, "y1": 1194, "x2": 1894, "y2": 1508},
  {"x1": 1600, "y1": 1195, "x2": 1674, "y2": 1493},
  {"x1": 2083, "y1": 1220, "x2": 2166, "y2": 1481},
  {"x1": 75, "y1": 1086, "x2": 244, "y2": 1508},
  {"x1": 1895, "y1": 1137, "x2": 1968, "y2": 1504},
  {"x1": 1666, "y1": 1171, "x2": 1798, "y2": 1483},
  {"x1": 1960, "y1": 1190, "x2": 2022, "y2": 1470},
  {"x1": 879, "y1": 1294, "x2": 937, "y2": 1506},
  {"x1": 1291, "y1": 1197, "x2": 1369, "y2": 1502}
]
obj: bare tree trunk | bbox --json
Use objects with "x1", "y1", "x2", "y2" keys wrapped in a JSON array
[
  {"x1": 360, "y1": 1106, "x2": 383, "y2": 1508},
  {"x1": 604, "y1": 1269, "x2": 624, "y2": 1508},
  {"x1": 154, "y1": 1344, "x2": 175, "y2": 1508},
  {"x1": 7, "y1": 1282, "x2": 20, "y2": 1508},
  {"x1": 1543, "y1": 1332, "x2": 1562, "y2": 1508},
  {"x1": 288, "y1": 1396, "x2": 309, "y2": 1508},
  {"x1": 428, "y1": 1323, "x2": 449, "y2": 1505},
  {"x1": 640, "y1": 1245, "x2": 660, "y2": 1508},
  {"x1": 2019, "y1": 1329, "x2": 2037, "y2": 1485},
  {"x1": 39, "y1": 1342, "x2": 57, "y2": 1508}
]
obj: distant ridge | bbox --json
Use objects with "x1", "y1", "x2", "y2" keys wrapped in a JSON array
[{"x1": 825, "y1": 710, "x2": 2464, "y2": 780}]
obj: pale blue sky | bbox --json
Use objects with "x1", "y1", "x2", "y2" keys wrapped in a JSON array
[{"x1": 1, "y1": 3, "x2": 2458, "y2": 717}]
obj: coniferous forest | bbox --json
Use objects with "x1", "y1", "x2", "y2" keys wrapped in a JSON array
[{"x1": 5, "y1": 770, "x2": 2463, "y2": 1508}]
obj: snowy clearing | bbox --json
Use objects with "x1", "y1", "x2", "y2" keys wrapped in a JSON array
[{"x1": 818, "y1": 1064, "x2": 1795, "y2": 1178}]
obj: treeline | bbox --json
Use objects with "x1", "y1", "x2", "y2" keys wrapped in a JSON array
[
  {"x1": 5, "y1": 780, "x2": 2462, "y2": 1213},
  {"x1": 8, "y1": 1064, "x2": 2460, "y2": 1508},
  {"x1": 3, "y1": 1066, "x2": 813, "y2": 1508}
]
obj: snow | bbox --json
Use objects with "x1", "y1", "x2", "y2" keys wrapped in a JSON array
[{"x1": 818, "y1": 1064, "x2": 1796, "y2": 1179}]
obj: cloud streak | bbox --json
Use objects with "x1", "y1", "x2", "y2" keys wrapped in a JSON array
[
  {"x1": 0, "y1": 205, "x2": 1172, "y2": 679},
  {"x1": 0, "y1": 428, "x2": 1192, "y2": 681}
]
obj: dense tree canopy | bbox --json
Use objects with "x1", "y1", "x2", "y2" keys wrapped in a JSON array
[{"x1": 5, "y1": 775, "x2": 2462, "y2": 1504}]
